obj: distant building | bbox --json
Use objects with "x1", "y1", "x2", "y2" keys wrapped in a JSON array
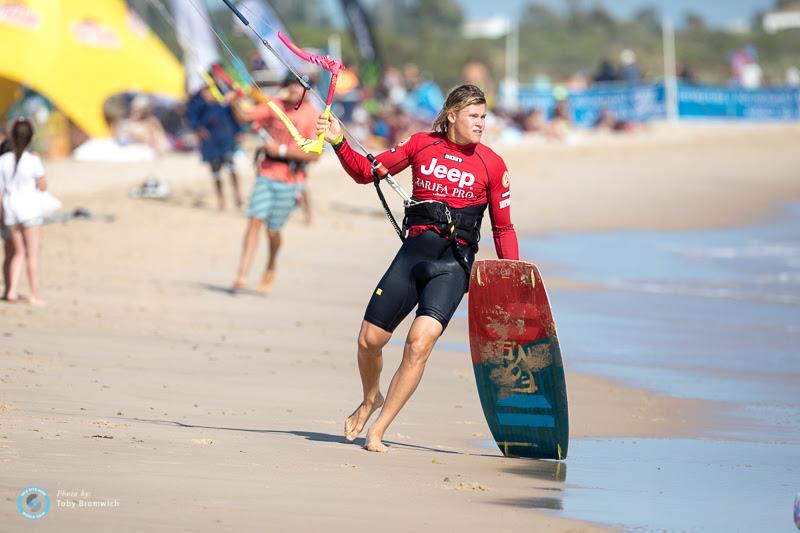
[{"x1": 763, "y1": 1, "x2": 800, "y2": 33}]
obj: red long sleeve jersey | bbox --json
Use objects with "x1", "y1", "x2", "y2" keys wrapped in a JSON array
[{"x1": 334, "y1": 132, "x2": 519, "y2": 260}]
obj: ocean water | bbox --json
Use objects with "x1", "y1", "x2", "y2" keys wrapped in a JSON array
[{"x1": 521, "y1": 203, "x2": 800, "y2": 442}]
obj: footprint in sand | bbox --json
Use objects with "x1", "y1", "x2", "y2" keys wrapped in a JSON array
[
  {"x1": 454, "y1": 481, "x2": 491, "y2": 492},
  {"x1": 93, "y1": 419, "x2": 126, "y2": 429},
  {"x1": 191, "y1": 438, "x2": 214, "y2": 445}
]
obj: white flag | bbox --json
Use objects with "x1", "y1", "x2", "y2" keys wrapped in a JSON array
[{"x1": 170, "y1": 0, "x2": 220, "y2": 93}]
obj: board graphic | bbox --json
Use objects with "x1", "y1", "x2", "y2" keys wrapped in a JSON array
[{"x1": 468, "y1": 260, "x2": 569, "y2": 460}]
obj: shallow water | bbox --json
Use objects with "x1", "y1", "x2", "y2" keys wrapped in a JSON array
[
  {"x1": 473, "y1": 437, "x2": 800, "y2": 532},
  {"x1": 521, "y1": 203, "x2": 800, "y2": 443}
]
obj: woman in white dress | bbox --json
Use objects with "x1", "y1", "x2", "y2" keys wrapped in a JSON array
[{"x1": 0, "y1": 118, "x2": 47, "y2": 304}]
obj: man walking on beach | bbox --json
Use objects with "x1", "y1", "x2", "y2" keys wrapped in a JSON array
[
  {"x1": 317, "y1": 84, "x2": 518, "y2": 452},
  {"x1": 232, "y1": 74, "x2": 320, "y2": 294}
]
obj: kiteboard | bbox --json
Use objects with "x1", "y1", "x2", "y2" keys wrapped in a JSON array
[{"x1": 468, "y1": 260, "x2": 569, "y2": 460}]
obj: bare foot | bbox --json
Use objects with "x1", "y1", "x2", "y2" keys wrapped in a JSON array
[
  {"x1": 364, "y1": 427, "x2": 389, "y2": 453},
  {"x1": 344, "y1": 393, "x2": 384, "y2": 442},
  {"x1": 25, "y1": 296, "x2": 47, "y2": 307},
  {"x1": 257, "y1": 270, "x2": 275, "y2": 295},
  {"x1": 231, "y1": 277, "x2": 246, "y2": 291}
]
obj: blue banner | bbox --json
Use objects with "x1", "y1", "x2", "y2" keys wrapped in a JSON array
[
  {"x1": 516, "y1": 83, "x2": 800, "y2": 126},
  {"x1": 570, "y1": 84, "x2": 665, "y2": 126},
  {"x1": 678, "y1": 85, "x2": 800, "y2": 121}
]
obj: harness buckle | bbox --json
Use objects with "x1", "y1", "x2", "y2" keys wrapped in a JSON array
[{"x1": 443, "y1": 205, "x2": 455, "y2": 235}]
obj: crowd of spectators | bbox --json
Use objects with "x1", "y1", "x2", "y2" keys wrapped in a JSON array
[{"x1": 6, "y1": 42, "x2": 800, "y2": 158}]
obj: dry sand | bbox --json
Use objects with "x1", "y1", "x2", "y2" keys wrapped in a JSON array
[{"x1": 2, "y1": 123, "x2": 799, "y2": 531}]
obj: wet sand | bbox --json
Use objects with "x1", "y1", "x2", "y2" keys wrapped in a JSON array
[{"x1": 2, "y1": 123, "x2": 799, "y2": 530}]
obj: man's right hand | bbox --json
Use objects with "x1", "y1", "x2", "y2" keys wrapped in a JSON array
[{"x1": 316, "y1": 113, "x2": 342, "y2": 144}]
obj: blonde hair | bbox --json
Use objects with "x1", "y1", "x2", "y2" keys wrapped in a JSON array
[{"x1": 431, "y1": 84, "x2": 486, "y2": 134}]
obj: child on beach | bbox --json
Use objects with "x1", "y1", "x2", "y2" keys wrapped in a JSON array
[
  {"x1": 231, "y1": 74, "x2": 320, "y2": 294},
  {"x1": 0, "y1": 118, "x2": 47, "y2": 304},
  {"x1": 186, "y1": 86, "x2": 244, "y2": 211}
]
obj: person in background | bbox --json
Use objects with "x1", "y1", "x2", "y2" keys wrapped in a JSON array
[
  {"x1": 786, "y1": 66, "x2": 800, "y2": 87},
  {"x1": 0, "y1": 125, "x2": 10, "y2": 155},
  {"x1": 116, "y1": 95, "x2": 171, "y2": 155},
  {"x1": 402, "y1": 64, "x2": 445, "y2": 124},
  {"x1": 186, "y1": 82, "x2": 243, "y2": 211},
  {"x1": 565, "y1": 71, "x2": 589, "y2": 91},
  {"x1": 593, "y1": 58, "x2": 618, "y2": 84},
  {"x1": 0, "y1": 118, "x2": 46, "y2": 304},
  {"x1": 462, "y1": 60, "x2": 495, "y2": 108},
  {"x1": 619, "y1": 49, "x2": 641, "y2": 83},
  {"x1": 380, "y1": 66, "x2": 407, "y2": 108},
  {"x1": 593, "y1": 106, "x2": 634, "y2": 133},
  {"x1": 522, "y1": 108, "x2": 546, "y2": 134},
  {"x1": 677, "y1": 62, "x2": 698, "y2": 85},
  {"x1": 231, "y1": 74, "x2": 320, "y2": 294},
  {"x1": 0, "y1": 123, "x2": 10, "y2": 293},
  {"x1": 547, "y1": 98, "x2": 573, "y2": 141},
  {"x1": 335, "y1": 63, "x2": 361, "y2": 123}
]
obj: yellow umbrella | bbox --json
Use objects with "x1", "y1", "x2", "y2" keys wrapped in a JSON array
[
  {"x1": 0, "y1": 77, "x2": 21, "y2": 119},
  {"x1": 0, "y1": 0, "x2": 185, "y2": 137}
]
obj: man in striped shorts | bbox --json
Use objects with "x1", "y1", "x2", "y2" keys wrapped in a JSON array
[{"x1": 232, "y1": 74, "x2": 320, "y2": 294}]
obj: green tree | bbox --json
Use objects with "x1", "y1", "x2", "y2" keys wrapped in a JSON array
[
  {"x1": 684, "y1": 12, "x2": 707, "y2": 31},
  {"x1": 632, "y1": 7, "x2": 661, "y2": 33},
  {"x1": 521, "y1": 2, "x2": 562, "y2": 27},
  {"x1": 588, "y1": 6, "x2": 616, "y2": 29}
]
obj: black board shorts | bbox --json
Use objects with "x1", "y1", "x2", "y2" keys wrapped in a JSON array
[{"x1": 364, "y1": 230, "x2": 475, "y2": 332}]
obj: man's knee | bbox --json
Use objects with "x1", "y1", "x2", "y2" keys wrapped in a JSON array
[
  {"x1": 402, "y1": 316, "x2": 443, "y2": 366},
  {"x1": 403, "y1": 335, "x2": 436, "y2": 366},
  {"x1": 357, "y1": 331, "x2": 381, "y2": 354},
  {"x1": 358, "y1": 323, "x2": 390, "y2": 354}
]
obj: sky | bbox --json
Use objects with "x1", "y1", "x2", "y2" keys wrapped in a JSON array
[
  {"x1": 456, "y1": 0, "x2": 778, "y2": 28},
  {"x1": 353, "y1": 0, "x2": 781, "y2": 29}
]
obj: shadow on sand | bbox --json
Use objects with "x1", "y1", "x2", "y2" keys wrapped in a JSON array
[
  {"x1": 126, "y1": 416, "x2": 462, "y2": 455},
  {"x1": 185, "y1": 281, "x2": 266, "y2": 298}
]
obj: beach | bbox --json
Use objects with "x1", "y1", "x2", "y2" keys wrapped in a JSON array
[{"x1": 2, "y1": 123, "x2": 799, "y2": 531}]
